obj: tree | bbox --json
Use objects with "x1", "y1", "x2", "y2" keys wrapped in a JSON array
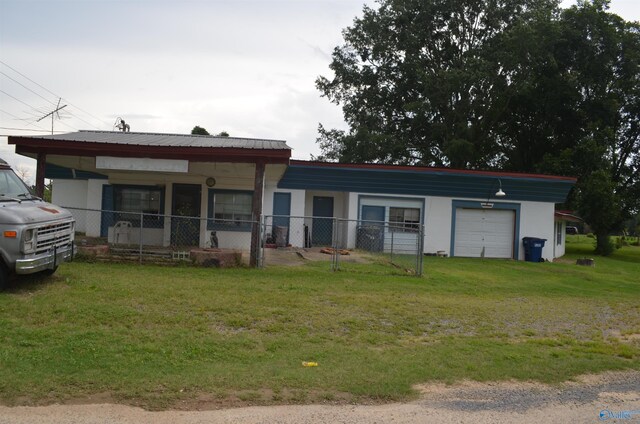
[
  {"x1": 316, "y1": 0, "x2": 558, "y2": 167},
  {"x1": 317, "y1": 0, "x2": 640, "y2": 255},
  {"x1": 217, "y1": 131, "x2": 230, "y2": 137},
  {"x1": 15, "y1": 165, "x2": 32, "y2": 185},
  {"x1": 541, "y1": 1, "x2": 640, "y2": 254},
  {"x1": 191, "y1": 126, "x2": 210, "y2": 135}
]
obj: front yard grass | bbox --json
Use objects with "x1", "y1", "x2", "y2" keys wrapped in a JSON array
[{"x1": 0, "y1": 236, "x2": 638, "y2": 409}]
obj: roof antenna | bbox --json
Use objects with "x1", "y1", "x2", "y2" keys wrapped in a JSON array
[
  {"x1": 114, "y1": 117, "x2": 130, "y2": 132},
  {"x1": 37, "y1": 97, "x2": 67, "y2": 134}
]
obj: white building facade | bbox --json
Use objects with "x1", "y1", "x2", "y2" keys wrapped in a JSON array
[{"x1": 9, "y1": 131, "x2": 576, "y2": 262}]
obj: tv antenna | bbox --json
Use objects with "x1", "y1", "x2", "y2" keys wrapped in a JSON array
[{"x1": 37, "y1": 97, "x2": 67, "y2": 134}]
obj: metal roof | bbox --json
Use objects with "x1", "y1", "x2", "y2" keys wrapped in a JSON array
[{"x1": 20, "y1": 130, "x2": 292, "y2": 150}]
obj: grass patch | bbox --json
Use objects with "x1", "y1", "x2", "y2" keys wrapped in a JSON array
[{"x1": 0, "y1": 239, "x2": 638, "y2": 409}]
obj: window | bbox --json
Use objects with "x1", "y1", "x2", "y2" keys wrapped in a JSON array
[
  {"x1": 556, "y1": 222, "x2": 563, "y2": 245},
  {"x1": 389, "y1": 207, "x2": 420, "y2": 232},
  {"x1": 112, "y1": 185, "x2": 164, "y2": 228},
  {"x1": 115, "y1": 187, "x2": 162, "y2": 214},
  {"x1": 208, "y1": 189, "x2": 253, "y2": 230}
]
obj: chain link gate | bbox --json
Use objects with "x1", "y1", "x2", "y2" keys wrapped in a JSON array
[{"x1": 261, "y1": 215, "x2": 424, "y2": 276}]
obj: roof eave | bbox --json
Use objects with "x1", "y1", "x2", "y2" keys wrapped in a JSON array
[{"x1": 9, "y1": 137, "x2": 291, "y2": 164}]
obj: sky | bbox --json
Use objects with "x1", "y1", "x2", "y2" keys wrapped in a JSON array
[{"x1": 1, "y1": 0, "x2": 638, "y2": 184}]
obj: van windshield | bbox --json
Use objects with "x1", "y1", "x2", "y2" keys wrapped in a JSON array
[{"x1": 0, "y1": 169, "x2": 32, "y2": 198}]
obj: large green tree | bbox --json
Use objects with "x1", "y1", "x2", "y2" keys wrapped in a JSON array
[
  {"x1": 540, "y1": 1, "x2": 640, "y2": 254},
  {"x1": 316, "y1": 0, "x2": 558, "y2": 167},
  {"x1": 317, "y1": 0, "x2": 640, "y2": 255}
]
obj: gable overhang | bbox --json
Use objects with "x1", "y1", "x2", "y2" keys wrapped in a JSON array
[
  {"x1": 278, "y1": 161, "x2": 576, "y2": 204},
  {"x1": 8, "y1": 137, "x2": 291, "y2": 164}
]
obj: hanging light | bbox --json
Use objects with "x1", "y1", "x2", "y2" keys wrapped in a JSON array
[{"x1": 495, "y1": 179, "x2": 506, "y2": 197}]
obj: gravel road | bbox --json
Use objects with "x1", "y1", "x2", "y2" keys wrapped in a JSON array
[{"x1": 1, "y1": 371, "x2": 638, "y2": 424}]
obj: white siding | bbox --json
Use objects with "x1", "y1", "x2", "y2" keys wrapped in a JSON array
[
  {"x1": 553, "y1": 220, "x2": 566, "y2": 258},
  {"x1": 519, "y1": 201, "x2": 555, "y2": 260},
  {"x1": 52, "y1": 179, "x2": 88, "y2": 232},
  {"x1": 423, "y1": 197, "x2": 453, "y2": 255}
]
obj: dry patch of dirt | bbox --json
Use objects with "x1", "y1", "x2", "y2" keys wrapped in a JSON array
[{"x1": 1, "y1": 371, "x2": 638, "y2": 424}]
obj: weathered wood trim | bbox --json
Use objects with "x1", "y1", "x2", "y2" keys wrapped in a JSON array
[{"x1": 250, "y1": 161, "x2": 266, "y2": 267}]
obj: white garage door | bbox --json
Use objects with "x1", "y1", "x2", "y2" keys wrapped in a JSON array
[{"x1": 454, "y1": 208, "x2": 515, "y2": 258}]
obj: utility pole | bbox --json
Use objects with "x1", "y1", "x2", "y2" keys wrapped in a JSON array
[{"x1": 37, "y1": 97, "x2": 67, "y2": 134}]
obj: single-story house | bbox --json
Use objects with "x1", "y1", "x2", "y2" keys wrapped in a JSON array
[{"x1": 8, "y1": 130, "x2": 576, "y2": 263}]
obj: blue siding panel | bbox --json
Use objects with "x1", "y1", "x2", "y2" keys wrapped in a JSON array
[
  {"x1": 45, "y1": 163, "x2": 108, "y2": 180},
  {"x1": 278, "y1": 165, "x2": 574, "y2": 203}
]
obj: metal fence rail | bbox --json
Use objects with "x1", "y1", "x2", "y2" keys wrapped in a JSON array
[
  {"x1": 64, "y1": 207, "x2": 424, "y2": 275},
  {"x1": 65, "y1": 206, "x2": 259, "y2": 266},
  {"x1": 262, "y1": 215, "x2": 424, "y2": 276}
]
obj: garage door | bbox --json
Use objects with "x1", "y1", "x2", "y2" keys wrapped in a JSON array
[{"x1": 454, "y1": 208, "x2": 515, "y2": 258}]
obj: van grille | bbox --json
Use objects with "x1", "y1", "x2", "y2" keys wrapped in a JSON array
[{"x1": 35, "y1": 220, "x2": 74, "y2": 254}]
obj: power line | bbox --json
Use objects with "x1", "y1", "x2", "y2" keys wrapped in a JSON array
[
  {"x1": 0, "y1": 60, "x2": 110, "y2": 129},
  {"x1": 0, "y1": 89, "x2": 41, "y2": 111},
  {"x1": 0, "y1": 89, "x2": 78, "y2": 133},
  {"x1": 0, "y1": 71, "x2": 58, "y2": 107},
  {"x1": 0, "y1": 108, "x2": 52, "y2": 133},
  {"x1": 0, "y1": 127, "x2": 65, "y2": 133},
  {"x1": 1, "y1": 70, "x2": 102, "y2": 131}
]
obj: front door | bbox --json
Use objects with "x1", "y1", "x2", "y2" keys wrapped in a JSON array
[
  {"x1": 358, "y1": 205, "x2": 385, "y2": 251},
  {"x1": 171, "y1": 184, "x2": 201, "y2": 246},
  {"x1": 273, "y1": 192, "x2": 291, "y2": 246},
  {"x1": 312, "y1": 196, "x2": 334, "y2": 246}
]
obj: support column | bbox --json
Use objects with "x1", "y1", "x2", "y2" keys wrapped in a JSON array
[
  {"x1": 35, "y1": 152, "x2": 46, "y2": 198},
  {"x1": 250, "y1": 161, "x2": 265, "y2": 267}
]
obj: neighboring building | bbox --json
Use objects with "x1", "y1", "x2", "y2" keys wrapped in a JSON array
[{"x1": 8, "y1": 130, "x2": 576, "y2": 262}]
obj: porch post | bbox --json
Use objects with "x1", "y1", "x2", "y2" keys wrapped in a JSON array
[
  {"x1": 250, "y1": 161, "x2": 265, "y2": 267},
  {"x1": 35, "y1": 152, "x2": 46, "y2": 198}
]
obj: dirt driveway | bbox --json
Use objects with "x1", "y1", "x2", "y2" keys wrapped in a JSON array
[{"x1": 1, "y1": 371, "x2": 638, "y2": 424}]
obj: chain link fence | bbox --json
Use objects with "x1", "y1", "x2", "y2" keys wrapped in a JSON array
[
  {"x1": 261, "y1": 215, "x2": 424, "y2": 276},
  {"x1": 65, "y1": 207, "x2": 259, "y2": 267},
  {"x1": 63, "y1": 207, "x2": 424, "y2": 275}
]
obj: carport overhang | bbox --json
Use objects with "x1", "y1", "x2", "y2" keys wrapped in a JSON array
[{"x1": 9, "y1": 133, "x2": 291, "y2": 267}]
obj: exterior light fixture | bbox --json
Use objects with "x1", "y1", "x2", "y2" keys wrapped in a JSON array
[
  {"x1": 495, "y1": 179, "x2": 506, "y2": 197},
  {"x1": 481, "y1": 179, "x2": 506, "y2": 208}
]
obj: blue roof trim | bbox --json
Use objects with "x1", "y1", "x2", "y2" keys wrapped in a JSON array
[
  {"x1": 278, "y1": 165, "x2": 574, "y2": 203},
  {"x1": 45, "y1": 163, "x2": 108, "y2": 180}
]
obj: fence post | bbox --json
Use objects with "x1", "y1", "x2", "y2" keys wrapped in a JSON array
[
  {"x1": 259, "y1": 215, "x2": 266, "y2": 268},
  {"x1": 390, "y1": 229, "x2": 394, "y2": 265},
  {"x1": 139, "y1": 211, "x2": 144, "y2": 264},
  {"x1": 416, "y1": 225, "x2": 424, "y2": 277},
  {"x1": 331, "y1": 218, "x2": 338, "y2": 271}
]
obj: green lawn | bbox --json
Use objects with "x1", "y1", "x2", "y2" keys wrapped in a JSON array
[{"x1": 0, "y1": 236, "x2": 638, "y2": 409}]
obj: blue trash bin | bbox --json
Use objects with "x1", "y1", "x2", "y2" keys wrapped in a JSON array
[{"x1": 522, "y1": 237, "x2": 547, "y2": 262}]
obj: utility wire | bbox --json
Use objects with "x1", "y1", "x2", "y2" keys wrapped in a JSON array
[
  {"x1": 0, "y1": 60, "x2": 110, "y2": 129},
  {"x1": 0, "y1": 71, "x2": 58, "y2": 106},
  {"x1": 1, "y1": 71, "x2": 101, "y2": 131},
  {"x1": 0, "y1": 127, "x2": 65, "y2": 133},
  {"x1": 0, "y1": 90, "x2": 78, "y2": 133},
  {"x1": 0, "y1": 108, "x2": 51, "y2": 132},
  {"x1": 0, "y1": 89, "x2": 41, "y2": 111}
]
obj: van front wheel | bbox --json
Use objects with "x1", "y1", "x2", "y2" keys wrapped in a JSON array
[{"x1": 0, "y1": 266, "x2": 8, "y2": 291}]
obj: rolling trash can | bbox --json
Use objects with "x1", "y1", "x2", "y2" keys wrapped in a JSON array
[
  {"x1": 522, "y1": 237, "x2": 546, "y2": 262},
  {"x1": 274, "y1": 226, "x2": 289, "y2": 247}
]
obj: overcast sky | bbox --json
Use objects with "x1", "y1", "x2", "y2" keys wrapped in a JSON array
[{"x1": 1, "y1": 0, "x2": 638, "y2": 183}]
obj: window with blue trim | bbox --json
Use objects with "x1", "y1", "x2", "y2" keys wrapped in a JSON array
[
  {"x1": 207, "y1": 189, "x2": 253, "y2": 230},
  {"x1": 389, "y1": 207, "x2": 420, "y2": 232},
  {"x1": 112, "y1": 185, "x2": 164, "y2": 228}
]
